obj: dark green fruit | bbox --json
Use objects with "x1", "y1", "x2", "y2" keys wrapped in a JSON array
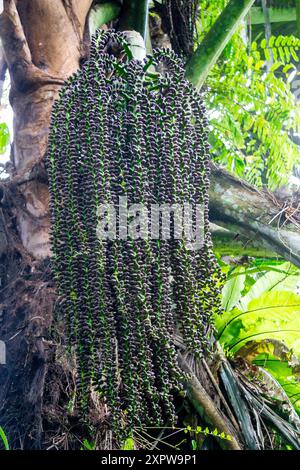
[{"x1": 46, "y1": 30, "x2": 223, "y2": 441}]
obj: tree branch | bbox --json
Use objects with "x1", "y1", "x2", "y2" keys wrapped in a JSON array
[
  {"x1": 209, "y1": 165, "x2": 300, "y2": 269},
  {"x1": 211, "y1": 225, "x2": 277, "y2": 258},
  {"x1": 185, "y1": 0, "x2": 255, "y2": 88},
  {"x1": 71, "y1": 0, "x2": 94, "y2": 27}
]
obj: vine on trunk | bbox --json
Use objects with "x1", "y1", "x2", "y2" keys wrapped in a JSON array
[{"x1": 46, "y1": 30, "x2": 222, "y2": 441}]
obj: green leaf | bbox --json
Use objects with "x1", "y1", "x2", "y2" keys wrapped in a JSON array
[
  {"x1": 239, "y1": 263, "x2": 299, "y2": 310},
  {"x1": 82, "y1": 439, "x2": 96, "y2": 450},
  {"x1": 263, "y1": 47, "x2": 271, "y2": 63},
  {"x1": 291, "y1": 48, "x2": 299, "y2": 62},
  {"x1": 220, "y1": 362, "x2": 260, "y2": 449},
  {"x1": 121, "y1": 42, "x2": 133, "y2": 61},
  {"x1": 218, "y1": 291, "x2": 300, "y2": 355},
  {"x1": 122, "y1": 437, "x2": 135, "y2": 450},
  {"x1": 221, "y1": 266, "x2": 245, "y2": 311},
  {"x1": 0, "y1": 426, "x2": 9, "y2": 450},
  {"x1": 0, "y1": 123, "x2": 9, "y2": 154},
  {"x1": 269, "y1": 36, "x2": 275, "y2": 48}
]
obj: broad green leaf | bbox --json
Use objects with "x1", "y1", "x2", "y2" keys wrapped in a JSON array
[
  {"x1": 239, "y1": 263, "x2": 300, "y2": 310},
  {"x1": 218, "y1": 291, "x2": 300, "y2": 355},
  {"x1": 221, "y1": 267, "x2": 245, "y2": 311}
]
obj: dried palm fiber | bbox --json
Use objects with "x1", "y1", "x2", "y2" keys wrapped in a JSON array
[
  {"x1": 46, "y1": 30, "x2": 222, "y2": 440},
  {"x1": 159, "y1": 0, "x2": 198, "y2": 56}
]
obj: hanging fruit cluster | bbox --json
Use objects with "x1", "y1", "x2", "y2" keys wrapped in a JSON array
[{"x1": 46, "y1": 30, "x2": 222, "y2": 439}]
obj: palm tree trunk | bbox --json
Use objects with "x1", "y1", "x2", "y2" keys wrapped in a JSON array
[{"x1": 0, "y1": 0, "x2": 93, "y2": 448}]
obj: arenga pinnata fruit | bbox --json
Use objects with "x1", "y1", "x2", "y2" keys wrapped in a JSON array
[{"x1": 46, "y1": 30, "x2": 223, "y2": 441}]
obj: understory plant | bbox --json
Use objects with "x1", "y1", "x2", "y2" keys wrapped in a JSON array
[{"x1": 215, "y1": 257, "x2": 300, "y2": 449}]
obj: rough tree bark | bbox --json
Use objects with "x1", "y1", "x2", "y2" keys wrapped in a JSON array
[
  {"x1": 0, "y1": 0, "x2": 94, "y2": 449},
  {"x1": 0, "y1": 0, "x2": 299, "y2": 450},
  {"x1": 0, "y1": 43, "x2": 6, "y2": 102}
]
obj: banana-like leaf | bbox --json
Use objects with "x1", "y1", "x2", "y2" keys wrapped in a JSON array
[
  {"x1": 239, "y1": 263, "x2": 300, "y2": 310},
  {"x1": 216, "y1": 291, "x2": 300, "y2": 355},
  {"x1": 221, "y1": 266, "x2": 245, "y2": 311}
]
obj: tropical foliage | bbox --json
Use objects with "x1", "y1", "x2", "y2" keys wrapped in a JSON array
[
  {"x1": 206, "y1": 31, "x2": 300, "y2": 189},
  {"x1": 194, "y1": 0, "x2": 300, "y2": 450},
  {"x1": 0, "y1": 122, "x2": 9, "y2": 155},
  {"x1": 215, "y1": 258, "x2": 300, "y2": 443}
]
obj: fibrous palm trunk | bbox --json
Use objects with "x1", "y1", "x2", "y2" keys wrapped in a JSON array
[{"x1": 0, "y1": 0, "x2": 93, "y2": 449}]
